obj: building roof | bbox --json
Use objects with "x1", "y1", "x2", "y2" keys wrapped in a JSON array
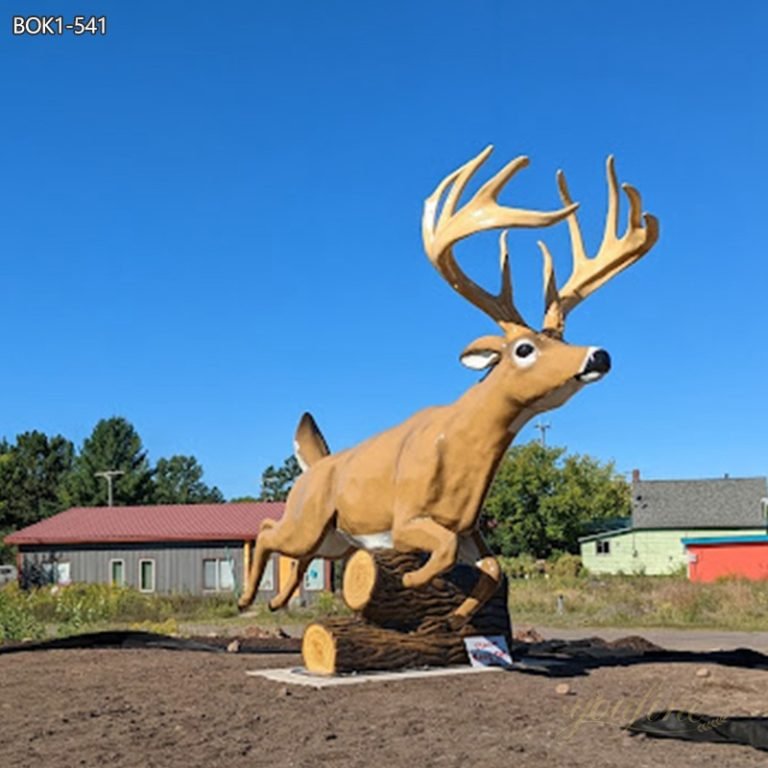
[
  {"x1": 579, "y1": 528, "x2": 634, "y2": 543},
  {"x1": 682, "y1": 535, "x2": 768, "y2": 547},
  {"x1": 3, "y1": 503, "x2": 286, "y2": 546},
  {"x1": 632, "y1": 477, "x2": 768, "y2": 530}
]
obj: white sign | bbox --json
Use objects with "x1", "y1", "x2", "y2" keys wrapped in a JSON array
[{"x1": 463, "y1": 635, "x2": 512, "y2": 668}]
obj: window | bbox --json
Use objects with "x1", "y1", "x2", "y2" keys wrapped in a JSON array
[
  {"x1": 43, "y1": 561, "x2": 71, "y2": 585},
  {"x1": 56, "y1": 562, "x2": 71, "y2": 585},
  {"x1": 110, "y1": 559, "x2": 125, "y2": 587},
  {"x1": 303, "y1": 558, "x2": 325, "y2": 591},
  {"x1": 139, "y1": 559, "x2": 155, "y2": 592},
  {"x1": 203, "y1": 559, "x2": 217, "y2": 590},
  {"x1": 257, "y1": 559, "x2": 274, "y2": 592},
  {"x1": 202, "y1": 558, "x2": 235, "y2": 592},
  {"x1": 596, "y1": 539, "x2": 611, "y2": 556},
  {"x1": 219, "y1": 559, "x2": 234, "y2": 590}
]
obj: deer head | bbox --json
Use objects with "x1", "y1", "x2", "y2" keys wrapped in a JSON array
[{"x1": 422, "y1": 146, "x2": 659, "y2": 416}]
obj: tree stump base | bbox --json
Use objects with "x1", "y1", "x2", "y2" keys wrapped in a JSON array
[{"x1": 302, "y1": 550, "x2": 512, "y2": 675}]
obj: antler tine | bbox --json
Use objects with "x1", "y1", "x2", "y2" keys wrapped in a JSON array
[
  {"x1": 436, "y1": 146, "x2": 494, "y2": 230},
  {"x1": 423, "y1": 146, "x2": 578, "y2": 331},
  {"x1": 543, "y1": 156, "x2": 660, "y2": 331},
  {"x1": 538, "y1": 240, "x2": 564, "y2": 337}
]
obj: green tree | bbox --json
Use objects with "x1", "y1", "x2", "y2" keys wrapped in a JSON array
[
  {"x1": 0, "y1": 432, "x2": 74, "y2": 562},
  {"x1": 153, "y1": 455, "x2": 224, "y2": 504},
  {"x1": 258, "y1": 456, "x2": 301, "y2": 501},
  {"x1": 59, "y1": 417, "x2": 155, "y2": 507},
  {"x1": 480, "y1": 442, "x2": 629, "y2": 558},
  {"x1": 0, "y1": 431, "x2": 74, "y2": 528}
]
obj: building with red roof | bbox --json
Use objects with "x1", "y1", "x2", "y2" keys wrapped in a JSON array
[{"x1": 4, "y1": 503, "x2": 330, "y2": 599}]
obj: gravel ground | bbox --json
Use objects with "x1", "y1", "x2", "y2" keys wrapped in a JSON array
[{"x1": 1, "y1": 633, "x2": 767, "y2": 767}]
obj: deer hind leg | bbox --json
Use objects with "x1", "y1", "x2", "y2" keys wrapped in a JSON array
[
  {"x1": 263, "y1": 523, "x2": 350, "y2": 610},
  {"x1": 392, "y1": 517, "x2": 458, "y2": 589},
  {"x1": 268, "y1": 556, "x2": 314, "y2": 611},
  {"x1": 237, "y1": 506, "x2": 334, "y2": 611},
  {"x1": 238, "y1": 519, "x2": 278, "y2": 609}
]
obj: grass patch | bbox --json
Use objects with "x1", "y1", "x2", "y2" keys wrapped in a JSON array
[
  {"x1": 0, "y1": 582, "x2": 240, "y2": 642},
  {"x1": 5, "y1": 572, "x2": 767, "y2": 642},
  {"x1": 0, "y1": 582, "x2": 349, "y2": 643},
  {"x1": 508, "y1": 572, "x2": 768, "y2": 631}
]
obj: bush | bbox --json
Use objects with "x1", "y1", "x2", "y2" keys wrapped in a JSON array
[
  {"x1": 549, "y1": 553, "x2": 584, "y2": 579},
  {"x1": 313, "y1": 590, "x2": 346, "y2": 616},
  {"x1": 499, "y1": 553, "x2": 538, "y2": 579},
  {"x1": 0, "y1": 584, "x2": 45, "y2": 642}
]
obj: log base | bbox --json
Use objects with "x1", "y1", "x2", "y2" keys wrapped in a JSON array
[{"x1": 302, "y1": 550, "x2": 512, "y2": 676}]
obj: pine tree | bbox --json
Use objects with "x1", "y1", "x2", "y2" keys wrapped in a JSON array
[{"x1": 59, "y1": 417, "x2": 155, "y2": 507}]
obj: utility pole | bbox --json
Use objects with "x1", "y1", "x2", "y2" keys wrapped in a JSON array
[
  {"x1": 95, "y1": 470, "x2": 125, "y2": 507},
  {"x1": 534, "y1": 421, "x2": 551, "y2": 446}
]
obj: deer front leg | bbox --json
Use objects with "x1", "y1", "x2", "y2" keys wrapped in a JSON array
[
  {"x1": 392, "y1": 517, "x2": 458, "y2": 588},
  {"x1": 454, "y1": 531, "x2": 501, "y2": 620}
]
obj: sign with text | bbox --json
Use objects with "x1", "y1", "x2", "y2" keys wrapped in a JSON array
[{"x1": 463, "y1": 635, "x2": 512, "y2": 669}]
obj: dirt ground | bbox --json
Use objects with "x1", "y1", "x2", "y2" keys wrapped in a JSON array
[{"x1": 1, "y1": 638, "x2": 767, "y2": 768}]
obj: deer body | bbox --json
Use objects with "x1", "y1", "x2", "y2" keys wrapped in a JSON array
[{"x1": 238, "y1": 146, "x2": 658, "y2": 615}]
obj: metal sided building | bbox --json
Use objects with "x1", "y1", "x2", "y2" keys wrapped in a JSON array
[
  {"x1": 683, "y1": 535, "x2": 768, "y2": 582},
  {"x1": 3, "y1": 503, "x2": 331, "y2": 602}
]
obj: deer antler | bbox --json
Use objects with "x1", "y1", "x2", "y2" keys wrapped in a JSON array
[
  {"x1": 541, "y1": 156, "x2": 660, "y2": 337},
  {"x1": 422, "y1": 146, "x2": 578, "y2": 333}
]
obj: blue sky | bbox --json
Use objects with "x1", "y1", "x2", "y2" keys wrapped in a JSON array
[{"x1": 1, "y1": 1, "x2": 765, "y2": 497}]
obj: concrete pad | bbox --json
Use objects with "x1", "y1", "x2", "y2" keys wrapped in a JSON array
[{"x1": 246, "y1": 664, "x2": 503, "y2": 688}]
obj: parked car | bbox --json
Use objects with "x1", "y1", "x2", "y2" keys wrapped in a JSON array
[{"x1": 0, "y1": 564, "x2": 18, "y2": 586}]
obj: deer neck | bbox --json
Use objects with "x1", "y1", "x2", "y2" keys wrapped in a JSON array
[{"x1": 450, "y1": 366, "x2": 535, "y2": 456}]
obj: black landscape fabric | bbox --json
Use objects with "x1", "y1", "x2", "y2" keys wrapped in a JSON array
[
  {"x1": 626, "y1": 711, "x2": 768, "y2": 751},
  {"x1": 0, "y1": 630, "x2": 300, "y2": 655}
]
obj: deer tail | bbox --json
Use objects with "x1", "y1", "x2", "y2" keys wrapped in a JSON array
[{"x1": 293, "y1": 412, "x2": 331, "y2": 471}]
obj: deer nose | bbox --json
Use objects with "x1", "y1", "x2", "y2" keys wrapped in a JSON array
[{"x1": 576, "y1": 348, "x2": 611, "y2": 383}]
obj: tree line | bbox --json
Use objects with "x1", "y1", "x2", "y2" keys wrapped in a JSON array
[{"x1": 0, "y1": 417, "x2": 226, "y2": 536}]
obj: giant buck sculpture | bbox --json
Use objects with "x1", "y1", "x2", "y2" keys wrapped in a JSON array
[{"x1": 239, "y1": 146, "x2": 659, "y2": 619}]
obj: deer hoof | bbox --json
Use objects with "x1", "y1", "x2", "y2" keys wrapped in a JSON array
[{"x1": 402, "y1": 573, "x2": 417, "y2": 588}]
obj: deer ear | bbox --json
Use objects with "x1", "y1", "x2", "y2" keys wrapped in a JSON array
[{"x1": 460, "y1": 336, "x2": 505, "y2": 370}]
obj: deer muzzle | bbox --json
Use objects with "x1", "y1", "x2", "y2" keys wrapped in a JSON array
[{"x1": 576, "y1": 348, "x2": 611, "y2": 383}]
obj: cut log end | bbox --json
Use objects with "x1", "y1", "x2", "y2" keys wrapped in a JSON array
[
  {"x1": 342, "y1": 549, "x2": 378, "y2": 611},
  {"x1": 302, "y1": 623, "x2": 337, "y2": 676}
]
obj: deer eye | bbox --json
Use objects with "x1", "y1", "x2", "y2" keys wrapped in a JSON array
[{"x1": 512, "y1": 340, "x2": 538, "y2": 368}]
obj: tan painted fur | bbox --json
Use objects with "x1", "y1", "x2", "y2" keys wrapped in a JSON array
[{"x1": 238, "y1": 331, "x2": 593, "y2": 609}]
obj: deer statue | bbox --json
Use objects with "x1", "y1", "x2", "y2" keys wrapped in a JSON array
[{"x1": 239, "y1": 145, "x2": 659, "y2": 620}]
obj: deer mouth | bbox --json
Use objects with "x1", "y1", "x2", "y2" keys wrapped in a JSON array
[
  {"x1": 575, "y1": 348, "x2": 611, "y2": 383},
  {"x1": 576, "y1": 370, "x2": 605, "y2": 384}
]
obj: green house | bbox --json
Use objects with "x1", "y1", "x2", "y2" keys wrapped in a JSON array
[{"x1": 580, "y1": 474, "x2": 768, "y2": 575}]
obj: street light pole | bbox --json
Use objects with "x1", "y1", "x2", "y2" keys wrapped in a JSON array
[
  {"x1": 534, "y1": 421, "x2": 551, "y2": 446},
  {"x1": 94, "y1": 470, "x2": 125, "y2": 507}
]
